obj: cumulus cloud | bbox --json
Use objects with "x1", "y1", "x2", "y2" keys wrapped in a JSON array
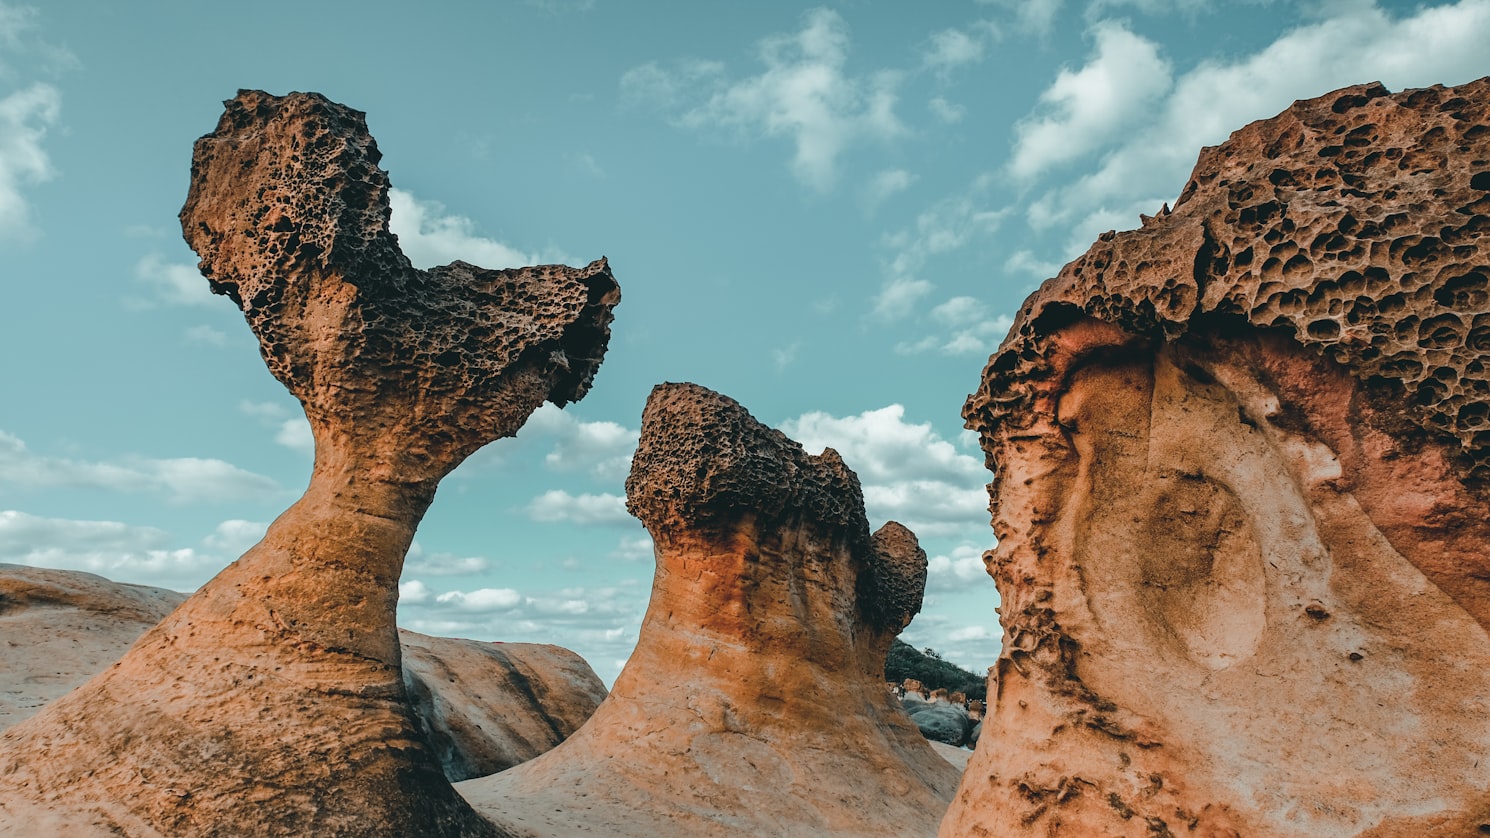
[
  {"x1": 926, "y1": 542, "x2": 994, "y2": 593},
  {"x1": 0, "y1": 430, "x2": 282, "y2": 504},
  {"x1": 403, "y1": 541, "x2": 491, "y2": 577},
  {"x1": 863, "y1": 168, "x2": 916, "y2": 211},
  {"x1": 621, "y1": 8, "x2": 906, "y2": 192},
  {"x1": 927, "y1": 96, "x2": 966, "y2": 124},
  {"x1": 781, "y1": 405, "x2": 989, "y2": 537},
  {"x1": 516, "y1": 403, "x2": 638, "y2": 481},
  {"x1": 388, "y1": 188, "x2": 566, "y2": 270},
  {"x1": 523, "y1": 489, "x2": 633, "y2": 526},
  {"x1": 895, "y1": 296, "x2": 1015, "y2": 357},
  {"x1": 131, "y1": 253, "x2": 215, "y2": 307},
  {"x1": 0, "y1": 509, "x2": 252, "y2": 591},
  {"x1": 978, "y1": 0, "x2": 1066, "y2": 36},
  {"x1": 873, "y1": 175, "x2": 1007, "y2": 320},
  {"x1": 1009, "y1": 21, "x2": 1172, "y2": 180},
  {"x1": 921, "y1": 22, "x2": 998, "y2": 76},
  {"x1": 0, "y1": 81, "x2": 58, "y2": 241},
  {"x1": 398, "y1": 577, "x2": 651, "y2": 685},
  {"x1": 200, "y1": 519, "x2": 268, "y2": 555},
  {"x1": 1024, "y1": 0, "x2": 1490, "y2": 255}
]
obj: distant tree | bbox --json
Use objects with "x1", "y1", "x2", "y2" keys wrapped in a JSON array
[{"x1": 885, "y1": 639, "x2": 987, "y2": 701}]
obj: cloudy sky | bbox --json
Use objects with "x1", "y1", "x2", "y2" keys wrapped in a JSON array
[{"x1": 2, "y1": 0, "x2": 1486, "y2": 683}]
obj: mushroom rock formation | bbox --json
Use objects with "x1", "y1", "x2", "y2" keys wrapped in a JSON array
[
  {"x1": 399, "y1": 632, "x2": 607, "y2": 782},
  {"x1": 946, "y1": 78, "x2": 1490, "y2": 836},
  {"x1": 0, "y1": 565, "x2": 606, "y2": 784},
  {"x1": 0, "y1": 90, "x2": 619, "y2": 837},
  {"x1": 459, "y1": 382, "x2": 961, "y2": 837}
]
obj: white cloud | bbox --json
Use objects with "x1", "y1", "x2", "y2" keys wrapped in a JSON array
[
  {"x1": 771, "y1": 341, "x2": 800, "y2": 371},
  {"x1": 611, "y1": 533, "x2": 655, "y2": 562},
  {"x1": 184, "y1": 324, "x2": 228, "y2": 347},
  {"x1": 516, "y1": 403, "x2": 638, "y2": 481},
  {"x1": 624, "y1": 8, "x2": 906, "y2": 192},
  {"x1": 0, "y1": 509, "x2": 257, "y2": 591},
  {"x1": 398, "y1": 577, "x2": 651, "y2": 686},
  {"x1": 921, "y1": 22, "x2": 997, "y2": 76},
  {"x1": 874, "y1": 178, "x2": 1008, "y2": 320},
  {"x1": 523, "y1": 489, "x2": 633, "y2": 526},
  {"x1": 132, "y1": 253, "x2": 215, "y2": 307},
  {"x1": 928, "y1": 96, "x2": 966, "y2": 124},
  {"x1": 1004, "y1": 248, "x2": 1064, "y2": 279},
  {"x1": 200, "y1": 519, "x2": 267, "y2": 555},
  {"x1": 781, "y1": 405, "x2": 989, "y2": 537},
  {"x1": 273, "y1": 418, "x2": 314, "y2": 454},
  {"x1": 863, "y1": 168, "x2": 916, "y2": 210},
  {"x1": 926, "y1": 543, "x2": 994, "y2": 594},
  {"x1": 1009, "y1": 21, "x2": 1172, "y2": 180},
  {"x1": 1025, "y1": 0, "x2": 1490, "y2": 252},
  {"x1": 403, "y1": 541, "x2": 491, "y2": 577},
  {"x1": 0, "y1": 81, "x2": 58, "y2": 241},
  {"x1": 0, "y1": 430, "x2": 281, "y2": 504},
  {"x1": 388, "y1": 188, "x2": 565, "y2": 270},
  {"x1": 978, "y1": 0, "x2": 1066, "y2": 36},
  {"x1": 896, "y1": 297, "x2": 1015, "y2": 357}
]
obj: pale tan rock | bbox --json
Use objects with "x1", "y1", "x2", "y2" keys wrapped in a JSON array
[
  {"x1": 0, "y1": 90, "x2": 619, "y2": 837},
  {"x1": 0, "y1": 565, "x2": 606, "y2": 786},
  {"x1": 947, "y1": 79, "x2": 1490, "y2": 837},
  {"x1": 459, "y1": 383, "x2": 961, "y2": 837}
]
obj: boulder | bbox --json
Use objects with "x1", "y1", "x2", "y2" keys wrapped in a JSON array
[
  {"x1": 0, "y1": 89, "x2": 619, "y2": 838},
  {"x1": 946, "y1": 78, "x2": 1490, "y2": 837},
  {"x1": 906, "y1": 702, "x2": 971, "y2": 747},
  {"x1": 459, "y1": 383, "x2": 961, "y2": 836}
]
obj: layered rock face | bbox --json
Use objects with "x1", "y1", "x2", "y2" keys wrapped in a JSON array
[
  {"x1": 0, "y1": 90, "x2": 619, "y2": 837},
  {"x1": 0, "y1": 565, "x2": 606, "y2": 782},
  {"x1": 460, "y1": 383, "x2": 961, "y2": 836},
  {"x1": 947, "y1": 79, "x2": 1490, "y2": 836}
]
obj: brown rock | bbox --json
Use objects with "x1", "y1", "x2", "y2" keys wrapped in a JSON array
[
  {"x1": 0, "y1": 565, "x2": 605, "y2": 785},
  {"x1": 459, "y1": 383, "x2": 960, "y2": 836},
  {"x1": 948, "y1": 79, "x2": 1490, "y2": 836},
  {"x1": 400, "y1": 632, "x2": 607, "y2": 782},
  {"x1": 0, "y1": 90, "x2": 619, "y2": 837}
]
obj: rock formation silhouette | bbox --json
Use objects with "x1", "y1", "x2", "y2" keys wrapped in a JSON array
[
  {"x1": 459, "y1": 382, "x2": 961, "y2": 836},
  {"x1": 947, "y1": 78, "x2": 1490, "y2": 836},
  {"x1": 0, "y1": 90, "x2": 619, "y2": 837}
]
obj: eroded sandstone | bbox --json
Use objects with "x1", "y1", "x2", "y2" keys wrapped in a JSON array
[
  {"x1": 459, "y1": 382, "x2": 961, "y2": 836},
  {"x1": 947, "y1": 79, "x2": 1490, "y2": 836},
  {"x1": 0, "y1": 90, "x2": 619, "y2": 837}
]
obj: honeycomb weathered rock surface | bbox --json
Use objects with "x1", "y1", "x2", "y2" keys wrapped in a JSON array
[
  {"x1": 0, "y1": 90, "x2": 619, "y2": 837},
  {"x1": 947, "y1": 78, "x2": 1490, "y2": 837},
  {"x1": 458, "y1": 383, "x2": 960, "y2": 837}
]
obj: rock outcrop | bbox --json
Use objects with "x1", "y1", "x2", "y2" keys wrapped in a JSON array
[
  {"x1": 459, "y1": 383, "x2": 961, "y2": 836},
  {"x1": 0, "y1": 90, "x2": 619, "y2": 837},
  {"x1": 0, "y1": 565, "x2": 606, "y2": 784},
  {"x1": 400, "y1": 632, "x2": 607, "y2": 782},
  {"x1": 948, "y1": 79, "x2": 1490, "y2": 836}
]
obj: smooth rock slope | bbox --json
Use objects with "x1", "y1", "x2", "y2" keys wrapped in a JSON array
[
  {"x1": 459, "y1": 382, "x2": 962, "y2": 837},
  {"x1": 948, "y1": 78, "x2": 1490, "y2": 836},
  {"x1": 0, "y1": 90, "x2": 619, "y2": 837}
]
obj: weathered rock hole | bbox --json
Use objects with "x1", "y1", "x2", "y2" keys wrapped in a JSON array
[
  {"x1": 1435, "y1": 271, "x2": 1489, "y2": 309},
  {"x1": 1471, "y1": 171, "x2": 1490, "y2": 190},
  {"x1": 1419, "y1": 314, "x2": 1465, "y2": 349},
  {"x1": 1307, "y1": 319, "x2": 1341, "y2": 340}
]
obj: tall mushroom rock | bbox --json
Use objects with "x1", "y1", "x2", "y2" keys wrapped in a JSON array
[
  {"x1": 945, "y1": 79, "x2": 1490, "y2": 836},
  {"x1": 458, "y1": 382, "x2": 961, "y2": 837},
  {"x1": 0, "y1": 90, "x2": 619, "y2": 838}
]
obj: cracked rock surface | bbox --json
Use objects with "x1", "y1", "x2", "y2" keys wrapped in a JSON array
[
  {"x1": 0, "y1": 90, "x2": 619, "y2": 837},
  {"x1": 459, "y1": 383, "x2": 960, "y2": 837},
  {"x1": 946, "y1": 78, "x2": 1490, "y2": 837}
]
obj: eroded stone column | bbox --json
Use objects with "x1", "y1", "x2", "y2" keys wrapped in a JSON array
[
  {"x1": 0, "y1": 90, "x2": 619, "y2": 837},
  {"x1": 459, "y1": 382, "x2": 960, "y2": 837},
  {"x1": 946, "y1": 79, "x2": 1490, "y2": 837}
]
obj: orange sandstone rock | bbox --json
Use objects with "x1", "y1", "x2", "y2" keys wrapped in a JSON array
[
  {"x1": 946, "y1": 79, "x2": 1490, "y2": 837},
  {"x1": 459, "y1": 383, "x2": 960, "y2": 837},
  {"x1": 0, "y1": 90, "x2": 618, "y2": 837}
]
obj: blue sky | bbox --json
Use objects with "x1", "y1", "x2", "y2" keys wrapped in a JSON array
[{"x1": 1, "y1": 0, "x2": 1486, "y2": 683}]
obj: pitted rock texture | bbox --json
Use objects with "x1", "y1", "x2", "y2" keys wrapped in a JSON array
[
  {"x1": 0, "y1": 565, "x2": 605, "y2": 784},
  {"x1": 947, "y1": 79, "x2": 1490, "y2": 837},
  {"x1": 0, "y1": 90, "x2": 618, "y2": 838},
  {"x1": 459, "y1": 383, "x2": 960, "y2": 837}
]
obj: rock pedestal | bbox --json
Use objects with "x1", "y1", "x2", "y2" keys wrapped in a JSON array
[
  {"x1": 0, "y1": 90, "x2": 619, "y2": 837},
  {"x1": 460, "y1": 383, "x2": 960, "y2": 837},
  {"x1": 946, "y1": 79, "x2": 1490, "y2": 837}
]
